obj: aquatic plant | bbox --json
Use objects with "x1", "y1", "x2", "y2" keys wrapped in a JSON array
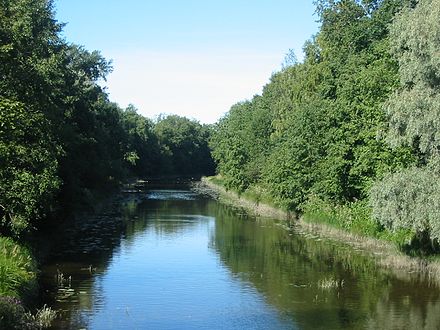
[
  {"x1": 55, "y1": 269, "x2": 71, "y2": 288},
  {"x1": 318, "y1": 278, "x2": 345, "y2": 290},
  {"x1": 0, "y1": 296, "x2": 56, "y2": 329},
  {"x1": 32, "y1": 305, "x2": 57, "y2": 328}
]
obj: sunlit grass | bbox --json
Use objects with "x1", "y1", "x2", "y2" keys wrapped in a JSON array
[
  {"x1": 0, "y1": 237, "x2": 37, "y2": 298},
  {"x1": 301, "y1": 196, "x2": 414, "y2": 248},
  {"x1": 203, "y1": 176, "x2": 290, "y2": 219},
  {"x1": 32, "y1": 305, "x2": 57, "y2": 328},
  {"x1": 0, "y1": 238, "x2": 55, "y2": 329}
]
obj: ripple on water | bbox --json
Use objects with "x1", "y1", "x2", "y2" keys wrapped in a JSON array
[{"x1": 146, "y1": 189, "x2": 199, "y2": 201}]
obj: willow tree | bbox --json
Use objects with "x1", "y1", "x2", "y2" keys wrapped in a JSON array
[{"x1": 371, "y1": 0, "x2": 440, "y2": 243}]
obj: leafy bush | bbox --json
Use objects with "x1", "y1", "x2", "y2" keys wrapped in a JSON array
[
  {"x1": 0, "y1": 238, "x2": 56, "y2": 328},
  {"x1": 302, "y1": 197, "x2": 379, "y2": 235}
]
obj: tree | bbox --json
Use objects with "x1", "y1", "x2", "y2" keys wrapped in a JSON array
[
  {"x1": 120, "y1": 105, "x2": 160, "y2": 176},
  {"x1": 0, "y1": 98, "x2": 60, "y2": 235},
  {"x1": 210, "y1": 0, "x2": 412, "y2": 213},
  {"x1": 371, "y1": 0, "x2": 440, "y2": 243},
  {"x1": 154, "y1": 115, "x2": 215, "y2": 176},
  {"x1": 210, "y1": 96, "x2": 273, "y2": 192}
]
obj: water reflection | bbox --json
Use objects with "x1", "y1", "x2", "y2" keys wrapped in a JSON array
[
  {"x1": 40, "y1": 186, "x2": 440, "y2": 329},
  {"x1": 211, "y1": 205, "x2": 440, "y2": 329}
]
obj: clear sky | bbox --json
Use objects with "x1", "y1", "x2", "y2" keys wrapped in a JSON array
[{"x1": 55, "y1": 1, "x2": 319, "y2": 124}]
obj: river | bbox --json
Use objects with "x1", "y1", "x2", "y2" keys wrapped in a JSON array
[{"x1": 39, "y1": 183, "x2": 440, "y2": 329}]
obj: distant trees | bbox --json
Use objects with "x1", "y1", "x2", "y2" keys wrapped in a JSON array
[
  {"x1": 154, "y1": 115, "x2": 215, "y2": 175},
  {"x1": 0, "y1": 0, "x2": 214, "y2": 236},
  {"x1": 119, "y1": 105, "x2": 159, "y2": 177},
  {"x1": 210, "y1": 98, "x2": 272, "y2": 191}
]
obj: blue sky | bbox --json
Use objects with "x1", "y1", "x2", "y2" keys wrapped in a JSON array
[{"x1": 55, "y1": 1, "x2": 319, "y2": 123}]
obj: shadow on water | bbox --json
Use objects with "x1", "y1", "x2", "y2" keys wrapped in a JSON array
[{"x1": 38, "y1": 183, "x2": 440, "y2": 329}]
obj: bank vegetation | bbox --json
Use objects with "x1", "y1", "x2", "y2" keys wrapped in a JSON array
[{"x1": 210, "y1": 0, "x2": 440, "y2": 257}]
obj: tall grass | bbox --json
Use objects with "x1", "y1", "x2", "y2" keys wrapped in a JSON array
[
  {"x1": 301, "y1": 196, "x2": 414, "y2": 248},
  {"x1": 0, "y1": 237, "x2": 37, "y2": 298},
  {"x1": 206, "y1": 176, "x2": 279, "y2": 209},
  {"x1": 0, "y1": 237, "x2": 57, "y2": 329}
]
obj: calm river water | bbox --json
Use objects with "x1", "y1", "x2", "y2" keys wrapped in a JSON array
[{"x1": 39, "y1": 184, "x2": 440, "y2": 329}]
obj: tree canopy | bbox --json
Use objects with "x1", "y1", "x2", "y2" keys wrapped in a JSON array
[
  {"x1": 211, "y1": 0, "x2": 440, "y2": 248},
  {"x1": 0, "y1": 0, "x2": 214, "y2": 235}
]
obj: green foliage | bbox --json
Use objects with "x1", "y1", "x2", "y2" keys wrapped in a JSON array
[
  {"x1": 119, "y1": 105, "x2": 159, "y2": 176},
  {"x1": 0, "y1": 237, "x2": 54, "y2": 329},
  {"x1": 0, "y1": 98, "x2": 60, "y2": 234},
  {"x1": 211, "y1": 0, "x2": 411, "y2": 213},
  {"x1": 384, "y1": 0, "x2": 440, "y2": 161},
  {"x1": 154, "y1": 115, "x2": 215, "y2": 176},
  {"x1": 371, "y1": 0, "x2": 440, "y2": 244},
  {"x1": 302, "y1": 197, "x2": 379, "y2": 236},
  {"x1": 0, "y1": 237, "x2": 36, "y2": 298},
  {"x1": 302, "y1": 196, "x2": 414, "y2": 246},
  {"x1": 371, "y1": 167, "x2": 440, "y2": 241},
  {"x1": 0, "y1": 0, "x2": 63, "y2": 106},
  {"x1": 263, "y1": 97, "x2": 334, "y2": 209},
  {"x1": 210, "y1": 98, "x2": 272, "y2": 192}
]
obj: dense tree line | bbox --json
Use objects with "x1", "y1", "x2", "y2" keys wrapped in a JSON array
[
  {"x1": 0, "y1": 0, "x2": 214, "y2": 236},
  {"x1": 211, "y1": 0, "x2": 440, "y2": 249}
]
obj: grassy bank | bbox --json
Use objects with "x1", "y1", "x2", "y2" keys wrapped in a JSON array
[
  {"x1": 0, "y1": 237, "x2": 36, "y2": 298},
  {"x1": 200, "y1": 176, "x2": 291, "y2": 220},
  {"x1": 0, "y1": 237, "x2": 55, "y2": 329},
  {"x1": 201, "y1": 176, "x2": 440, "y2": 281},
  {"x1": 301, "y1": 196, "x2": 415, "y2": 249}
]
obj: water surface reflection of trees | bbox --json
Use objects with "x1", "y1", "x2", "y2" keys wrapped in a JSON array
[
  {"x1": 211, "y1": 208, "x2": 440, "y2": 329},
  {"x1": 42, "y1": 190, "x2": 440, "y2": 329}
]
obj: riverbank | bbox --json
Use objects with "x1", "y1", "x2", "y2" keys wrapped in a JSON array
[
  {"x1": 0, "y1": 237, "x2": 56, "y2": 329},
  {"x1": 198, "y1": 176, "x2": 440, "y2": 284},
  {"x1": 0, "y1": 181, "x2": 125, "y2": 329}
]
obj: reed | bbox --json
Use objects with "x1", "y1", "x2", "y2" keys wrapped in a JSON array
[
  {"x1": 0, "y1": 237, "x2": 36, "y2": 298},
  {"x1": 318, "y1": 278, "x2": 345, "y2": 290},
  {"x1": 0, "y1": 237, "x2": 56, "y2": 328}
]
